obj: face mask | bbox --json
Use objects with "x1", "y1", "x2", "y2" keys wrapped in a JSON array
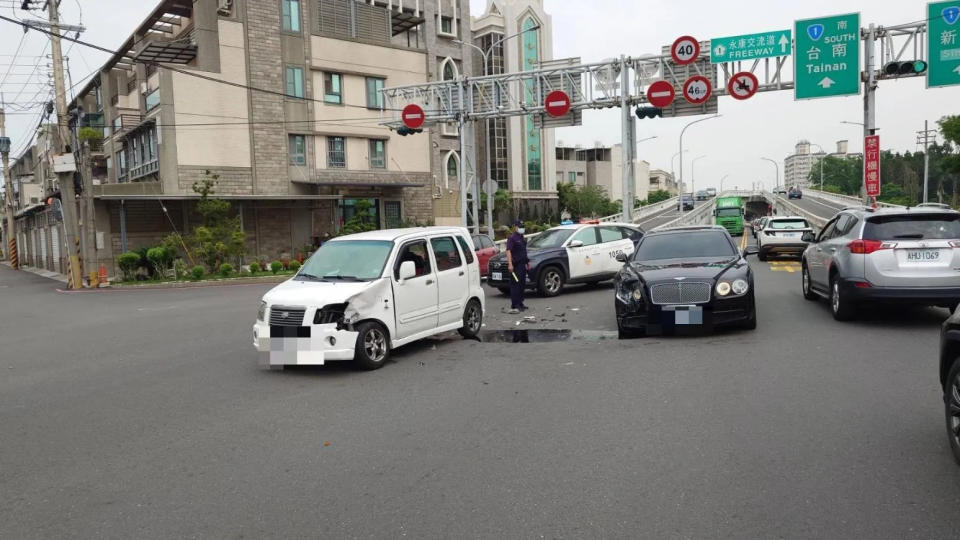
[{"x1": 517, "y1": 228, "x2": 525, "y2": 235}]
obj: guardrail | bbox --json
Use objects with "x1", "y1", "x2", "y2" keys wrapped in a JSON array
[
  {"x1": 597, "y1": 196, "x2": 680, "y2": 224},
  {"x1": 772, "y1": 194, "x2": 827, "y2": 229},
  {"x1": 804, "y1": 188, "x2": 905, "y2": 209},
  {"x1": 652, "y1": 200, "x2": 717, "y2": 231}
]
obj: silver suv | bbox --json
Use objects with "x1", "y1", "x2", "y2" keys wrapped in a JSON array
[{"x1": 801, "y1": 207, "x2": 960, "y2": 320}]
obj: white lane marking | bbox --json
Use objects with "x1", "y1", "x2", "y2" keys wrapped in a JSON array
[{"x1": 136, "y1": 305, "x2": 181, "y2": 312}]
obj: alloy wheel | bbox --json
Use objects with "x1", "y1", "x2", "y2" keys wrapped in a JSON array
[
  {"x1": 950, "y1": 374, "x2": 960, "y2": 445},
  {"x1": 832, "y1": 281, "x2": 840, "y2": 314},
  {"x1": 545, "y1": 271, "x2": 562, "y2": 294},
  {"x1": 803, "y1": 267, "x2": 811, "y2": 295},
  {"x1": 364, "y1": 328, "x2": 387, "y2": 363},
  {"x1": 466, "y1": 303, "x2": 481, "y2": 333}
]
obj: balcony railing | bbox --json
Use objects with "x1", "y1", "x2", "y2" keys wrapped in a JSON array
[{"x1": 129, "y1": 159, "x2": 159, "y2": 181}]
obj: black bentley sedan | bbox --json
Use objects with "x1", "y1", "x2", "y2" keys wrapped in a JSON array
[
  {"x1": 940, "y1": 309, "x2": 960, "y2": 465},
  {"x1": 614, "y1": 226, "x2": 758, "y2": 338}
]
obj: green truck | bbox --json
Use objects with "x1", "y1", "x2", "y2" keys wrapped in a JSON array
[{"x1": 714, "y1": 196, "x2": 744, "y2": 236}]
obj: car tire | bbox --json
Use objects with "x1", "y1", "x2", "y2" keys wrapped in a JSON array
[
  {"x1": 537, "y1": 266, "x2": 565, "y2": 297},
  {"x1": 945, "y1": 359, "x2": 960, "y2": 466},
  {"x1": 801, "y1": 263, "x2": 819, "y2": 301},
  {"x1": 617, "y1": 324, "x2": 639, "y2": 339},
  {"x1": 458, "y1": 299, "x2": 483, "y2": 339},
  {"x1": 741, "y1": 305, "x2": 757, "y2": 330},
  {"x1": 758, "y1": 249, "x2": 767, "y2": 262},
  {"x1": 497, "y1": 287, "x2": 510, "y2": 296},
  {"x1": 353, "y1": 321, "x2": 390, "y2": 370},
  {"x1": 830, "y1": 276, "x2": 856, "y2": 321}
]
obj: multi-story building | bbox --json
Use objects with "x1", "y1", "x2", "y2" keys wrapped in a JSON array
[
  {"x1": 551, "y1": 143, "x2": 651, "y2": 205},
  {"x1": 472, "y1": 0, "x2": 557, "y2": 220},
  {"x1": 648, "y1": 169, "x2": 678, "y2": 195},
  {"x1": 45, "y1": 0, "x2": 474, "y2": 277},
  {"x1": 555, "y1": 145, "x2": 587, "y2": 187},
  {"x1": 784, "y1": 139, "x2": 857, "y2": 189}
]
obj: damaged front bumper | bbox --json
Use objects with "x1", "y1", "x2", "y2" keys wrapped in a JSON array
[{"x1": 253, "y1": 321, "x2": 359, "y2": 366}]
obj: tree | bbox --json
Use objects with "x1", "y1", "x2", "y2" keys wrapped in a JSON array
[
  {"x1": 647, "y1": 190, "x2": 672, "y2": 204},
  {"x1": 189, "y1": 171, "x2": 246, "y2": 269},
  {"x1": 557, "y1": 182, "x2": 619, "y2": 218},
  {"x1": 339, "y1": 199, "x2": 377, "y2": 235}
]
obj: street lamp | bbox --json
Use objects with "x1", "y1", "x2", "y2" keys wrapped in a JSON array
[
  {"x1": 637, "y1": 135, "x2": 658, "y2": 147},
  {"x1": 454, "y1": 24, "x2": 540, "y2": 237},
  {"x1": 719, "y1": 173, "x2": 730, "y2": 193},
  {"x1": 671, "y1": 148, "x2": 688, "y2": 182},
  {"x1": 692, "y1": 155, "x2": 707, "y2": 195},
  {"x1": 761, "y1": 157, "x2": 780, "y2": 191},
  {"x1": 679, "y1": 114, "x2": 721, "y2": 197}
]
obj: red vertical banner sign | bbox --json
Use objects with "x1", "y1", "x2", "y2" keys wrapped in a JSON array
[{"x1": 864, "y1": 135, "x2": 881, "y2": 198}]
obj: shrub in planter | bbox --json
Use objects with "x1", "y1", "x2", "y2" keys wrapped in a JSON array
[
  {"x1": 146, "y1": 246, "x2": 173, "y2": 277},
  {"x1": 219, "y1": 263, "x2": 234, "y2": 277},
  {"x1": 270, "y1": 260, "x2": 283, "y2": 274},
  {"x1": 249, "y1": 262, "x2": 261, "y2": 274},
  {"x1": 173, "y1": 259, "x2": 188, "y2": 280},
  {"x1": 117, "y1": 251, "x2": 142, "y2": 280},
  {"x1": 191, "y1": 265, "x2": 206, "y2": 280},
  {"x1": 288, "y1": 260, "x2": 301, "y2": 272}
]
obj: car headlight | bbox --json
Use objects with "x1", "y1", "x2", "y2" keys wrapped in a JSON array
[
  {"x1": 716, "y1": 282, "x2": 731, "y2": 296},
  {"x1": 617, "y1": 282, "x2": 643, "y2": 304},
  {"x1": 258, "y1": 301, "x2": 267, "y2": 321},
  {"x1": 731, "y1": 279, "x2": 749, "y2": 295}
]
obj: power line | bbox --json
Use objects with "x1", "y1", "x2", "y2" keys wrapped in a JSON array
[
  {"x1": 0, "y1": 13, "x2": 408, "y2": 113},
  {"x1": 0, "y1": 31, "x2": 28, "y2": 88}
]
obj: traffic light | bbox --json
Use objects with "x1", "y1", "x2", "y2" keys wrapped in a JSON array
[
  {"x1": 882, "y1": 60, "x2": 927, "y2": 77},
  {"x1": 635, "y1": 106, "x2": 662, "y2": 119},
  {"x1": 396, "y1": 126, "x2": 423, "y2": 136}
]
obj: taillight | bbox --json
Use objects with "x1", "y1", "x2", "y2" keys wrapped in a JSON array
[
  {"x1": 848, "y1": 239, "x2": 896, "y2": 254},
  {"x1": 950, "y1": 241, "x2": 960, "y2": 248}
]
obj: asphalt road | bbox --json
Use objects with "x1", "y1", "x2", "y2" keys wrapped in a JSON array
[
  {"x1": 785, "y1": 193, "x2": 848, "y2": 221},
  {"x1": 3, "y1": 241, "x2": 960, "y2": 538}
]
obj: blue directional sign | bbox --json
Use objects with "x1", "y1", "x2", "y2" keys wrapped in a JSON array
[{"x1": 794, "y1": 13, "x2": 861, "y2": 99}]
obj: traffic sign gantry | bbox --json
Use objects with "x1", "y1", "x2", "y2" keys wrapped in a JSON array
[
  {"x1": 401, "y1": 104, "x2": 425, "y2": 129},
  {"x1": 682, "y1": 76, "x2": 712, "y2": 104},
  {"x1": 544, "y1": 90, "x2": 571, "y2": 117},
  {"x1": 794, "y1": 12, "x2": 861, "y2": 99},
  {"x1": 710, "y1": 30, "x2": 792, "y2": 63},
  {"x1": 671, "y1": 36, "x2": 701, "y2": 66},
  {"x1": 928, "y1": 1, "x2": 960, "y2": 88},
  {"x1": 646, "y1": 80, "x2": 676, "y2": 108},
  {"x1": 727, "y1": 71, "x2": 759, "y2": 100}
]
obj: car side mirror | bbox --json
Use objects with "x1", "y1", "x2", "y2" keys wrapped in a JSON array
[
  {"x1": 615, "y1": 252, "x2": 628, "y2": 263},
  {"x1": 568, "y1": 240, "x2": 584, "y2": 248},
  {"x1": 398, "y1": 261, "x2": 416, "y2": 281},
  {"x1": 743, "y1": 246, "x2": 759, "y2": 257},
  {"x1": 802, "y1": 231, "x2": 816, "y2": 243}
]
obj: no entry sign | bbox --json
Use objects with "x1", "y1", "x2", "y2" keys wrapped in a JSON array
[
  {"x1": 671, "y1": 35, "x2": 701, "y2": 66},
  {"x1": 544, "y1": 90, "x2": 571, "y2": 117},
  {"x1": 864, "y1": 135, "x2": 881, "y2": 197},
  {"x1": 646, "y1": 80, "x2": 676, "y2": 108},
  {"x1": 401, "y1": 104, "x2": 425, "y2": 129},
  {"x1": 727, "y1": 71, "x2": 759, "y2": 100},
  {"x1": 682, "y1": 75, "x2": 712, "y2": 104}
]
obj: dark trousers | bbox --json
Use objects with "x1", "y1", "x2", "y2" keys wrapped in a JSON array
[{"x1": 510, "y1": 265, "x2": 527, "y2": 309}]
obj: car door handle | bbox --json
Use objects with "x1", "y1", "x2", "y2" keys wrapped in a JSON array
[
  {"x1": 425, "y1": 279, "x2": 434, "y2": 285},
  {"x1": 458, "y1": 271, "x2": 465, "y2": 276}
]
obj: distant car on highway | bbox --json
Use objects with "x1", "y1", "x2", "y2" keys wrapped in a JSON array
[
  {"x1": 487, "y1": 222, "x2": 644, "y2": 297},
  {"x1": 773, "y1": 186, "x2": 788, "y2": 195},
  {"x1": 695, "y1": 190, "x2": 710, "y2": 201},
  {"x1": 940, "y1": 307, "x2": 960, "y2": 465},
  {"x1": 614, "y1": 226, "x2": 758, "y2": 337},
  {"x1": 788, "y1": 187, "x2": 803, "y2": 199},
  {"x1": 801, "y1": 207, "x2": 960, "y2": 320},
  {"x1": 756, "y1": 216, "x2": 814, "y2": 260},
  {"x1": 752, "y1": 216, "x2": 769, "y2": 238},
  {"x1": 679, "y1": 194, "x2": 695, "y2": 211},
  {"x1": 705, "y1": 188, "x2": 717, "y2": 198}
]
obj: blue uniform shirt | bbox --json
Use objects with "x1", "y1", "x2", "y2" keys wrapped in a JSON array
[{"x1": 506, "y1": 232, "x2": 528, "y2": 266}]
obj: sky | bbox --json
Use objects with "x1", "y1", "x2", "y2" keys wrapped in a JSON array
[{"x1": 1, "y1": 0, "x2": 957, "y2": 193}]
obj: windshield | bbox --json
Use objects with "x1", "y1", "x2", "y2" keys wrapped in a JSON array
[
  {"x1": 298, "y1": 240, "x2": 393, "y2": 281},
  {"x1": 634, "y1": 231, "x2": 737, "y2": 261},
  {"x1": 768, "y1": 219, "x2": 809, "y2": 229},
  {"x1": 717, "y1": 208, "x2": 741, "y2": 217},
  {"x1": 864, "y1": 214, "x2": 960, "y2": 240},
  {"x1": 527, "y1": 228, "x2": 575, "y2": 249}
]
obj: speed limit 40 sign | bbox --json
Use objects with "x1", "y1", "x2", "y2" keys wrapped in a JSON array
[
  {"x1": 671, "y1": 36, "x2": 701, "y2": 66},
  {"x1": 682, "y1": 76, "x2": 712, "y2": 105}
]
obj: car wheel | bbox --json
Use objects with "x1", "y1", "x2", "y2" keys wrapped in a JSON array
[
  {"x1": 617, "y1": 324, "x2": 639, "y2": 339},
  {"x1": 757, "y1": 250, "x2": 767, "y2": 262},
  {"x1": 830, "y1": 276, "x2": 856, "y2": 321},
  {"x1": 945, "y1": 360, "x2": 960, "y2": 466},
  {"x1": 458, "y1": 299, "x2": 483, "y2": 339},
  {"x1": 353, "y1": 322, "x2": 390, "y2": 370},
  {"x1": 741, "y1": 302, "x2": 758, "y2": 330},
  {"x1": 497, "y1": 287, "x2": 510, "y2": 296},
  {"x1": 801, "y1": 263, "x2": 819, "y2": 301},
  {"x1": 537, "y1": 266, "x2": 565, "y2": 297}
]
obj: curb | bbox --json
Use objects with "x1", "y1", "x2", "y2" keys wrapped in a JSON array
[{"x1": 57, "y1": 275, "x2": 292, "y2": 293}]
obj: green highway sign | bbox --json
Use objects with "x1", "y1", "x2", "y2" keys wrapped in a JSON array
[
  {"x1": 928, "y1": 1, "x2": 960, "y2": 88},
  {"x1": 794, "y1": 13, "x2": 861, "y2": 99},
  {"x1": 710, "y1": 30, "x2": 792, "y2": 64}
]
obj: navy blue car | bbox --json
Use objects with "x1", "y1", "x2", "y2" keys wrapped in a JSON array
[{"x1": 487, "y1": 223, "x2": 644, "y2": 297}]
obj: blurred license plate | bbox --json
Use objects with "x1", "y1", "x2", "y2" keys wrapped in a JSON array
[
  {"x1": 665, "y1": 305, "x2": 703, "y2": 325},
  {"x1": 491, "y1": 272, "x2": 503, "y2": 280},
  {"x1": 907, "y1": 250, "x2": 940, "y2": 262},
  {"x1": 782, "y1": 232, "x2": 801, "y2": 238}
]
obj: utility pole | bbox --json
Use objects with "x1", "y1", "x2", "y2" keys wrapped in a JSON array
[
  {"x1": 917, "y1": 120, "x2": 937, "y2": 204},
  {"x1": 48, "y1": 0, "x2": 84, "y2": 288},
  {"x1": 862, "y1": 23, "x2": 878, "y2": 206},
  {"x1": 1, "y1": 101, "x2": 17, "y2": 269},
  {"x1": 619, "y1": 56, "x2": 636, "y2": 221}
]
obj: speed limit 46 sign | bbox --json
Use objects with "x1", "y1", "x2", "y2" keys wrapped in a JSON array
[
  {"x1": 682, "y1": 75, "x2": 712, "y2": 104},
  {"x1": 671, "y1": 36, "x2": 701, "y2": 66}
]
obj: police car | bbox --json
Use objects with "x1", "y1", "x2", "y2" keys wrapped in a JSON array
[{"x1": 487, "y1": 223, "x2": 644, "y2": 297}]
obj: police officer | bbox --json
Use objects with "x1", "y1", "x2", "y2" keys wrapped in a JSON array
[{"x1": 506, "y1": 220, "x2": 529, "y2": 314}]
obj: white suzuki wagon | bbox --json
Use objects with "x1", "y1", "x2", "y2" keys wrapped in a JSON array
[{"x1": 253, "y1": 227, "x2": 485, "y2": 370}]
